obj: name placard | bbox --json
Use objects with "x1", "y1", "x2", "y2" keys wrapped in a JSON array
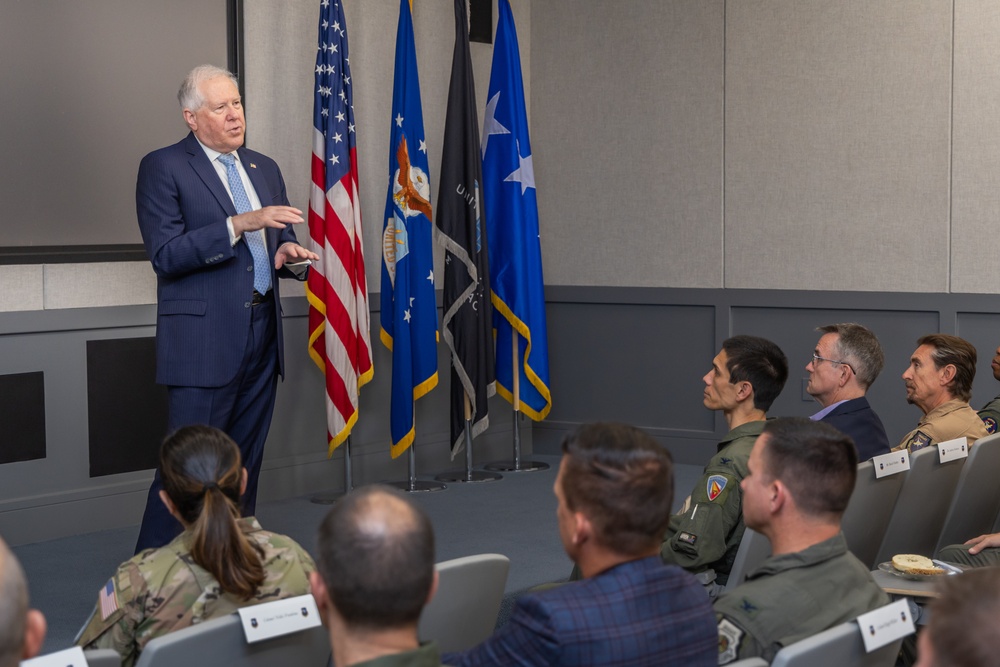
[
  {"x1": 237, "y1": 594, "x2": 322, "y2": 644},
  {"x1": 21, "y1": 646, "x2": 88, "y2": 667},
  {"x1": 857, "y1": 599, "x2": 916, "y2": 652},
  {"x1": 937, "y1": 437, "x2": 969, "y2": 464},
  {"x1": 873, "y1": 450, "x2": 910, "y2": 478}
]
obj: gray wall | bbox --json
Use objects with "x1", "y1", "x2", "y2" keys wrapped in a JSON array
[{"x1": 6, "y1": 1, "x2": 1000, "y2": 544}]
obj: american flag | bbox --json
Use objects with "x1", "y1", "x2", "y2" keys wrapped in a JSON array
[
  {"x1": 306, "y1": 0, "x2": 372, "y2": 456},
  {"x1": 99, "y1": 578, "x2": 118, "y2": 620}
]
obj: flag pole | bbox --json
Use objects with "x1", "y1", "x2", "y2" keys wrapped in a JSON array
[
  {"x1": 309, "y1": 435, "x2": 356, "y2": 505},
  {"x1": 436, "y1": 393, "x2": 502, "y2": 483},
  {"x1": 388, "y1": 411, "x2": 447, "y2": 493},
  {"x1": 486, "y1": 333, "x2": 549, "y2": 473}
]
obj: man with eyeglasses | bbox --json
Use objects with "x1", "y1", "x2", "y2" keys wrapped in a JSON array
[
  {"x1": 661, "y1": 335, "x2": 788, "y2": 596},
  {"x1": 894, "y1": 334, "x2": 988, "y2": 452},
  {"x1": 805, "y1": 323, "x2": 890, "y2": 461}
]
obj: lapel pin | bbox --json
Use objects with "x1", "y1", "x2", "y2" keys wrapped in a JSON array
[{"x1": 250, "y1": 163, "x2": 257, "y2": 169}]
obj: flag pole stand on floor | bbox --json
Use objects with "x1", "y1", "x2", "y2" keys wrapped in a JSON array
[
  {"x1": 310, "y1": 435, "x2": 356, "y2": 505},
  {"x1": 485, "y1": 334, "x2": 549, "y2": 473},
  {"x1": 388, "y1": 414, "x2": 446, "y2": 493},
  {"x1": 436, "y1": 395, "x2": 502, "y2": 483}
]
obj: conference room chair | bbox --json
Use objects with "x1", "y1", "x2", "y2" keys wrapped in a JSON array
[
  {"x1": 726, "y1": 659, "x2": 768, "y2": 667},
  {"x1": 132, "y1": 610, "x2": 330, "y2": 667},
  {"x1": 418, "y1": 553, "x2": 510, "y2": 653},
  {"x1": 82, "y1": 649, "x2": 122, "y2": 667},
  {"x1": 841, "y1": 459, "x2": 905, "y2": 569},
  {"x1": 722, "y1": 528, "x2": 771, "y2": 592},
  {"x1": 768, "y1": 617, "x2": 904, "y2": 667},
  {"x1": 934, "y1": 432, "x2": 1000, "y2": 554},
  {"x1": 873, "y1": 446, "x2": 966, "y2": 567}
]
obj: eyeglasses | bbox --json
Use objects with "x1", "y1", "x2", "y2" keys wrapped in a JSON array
[{"x1": 812, "y1": 354, "x2": 855, "y2": 374}]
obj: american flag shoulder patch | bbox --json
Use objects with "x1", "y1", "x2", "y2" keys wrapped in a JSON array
[{"x1": 99, "y1": 578, "x2": 119, "y2": 620}]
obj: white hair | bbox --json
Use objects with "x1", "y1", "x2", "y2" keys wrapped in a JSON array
[{"x1": 177, "y1": 64, "x2": 238, "y2": 111}]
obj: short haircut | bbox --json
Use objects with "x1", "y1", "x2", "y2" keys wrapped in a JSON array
[
  {"x1": 316, "y1": 486, "x2": 435, "y2": 630},
  {"x1": 760, "y1": 418, "x2": 857, "y2": 519},
  {"x1": 917, "y1": 334, "x2": 978, "y2": 402},
  {"x1": 817, "y1": 323, "x2": 885, "y2": 390},
  {"x1": 925, "y1": 567, "x2": 1000, "y2": 667},
  {"x1": 0, "y1": 539, "x2": 28, "y2": 667},
  {"x1": 178, "y1": 64, "x2": 238, "y2": 111},
  {"x1": 560, "y1": 422, "x2": 674, "y2": 556},
  {"x1": 721, "y1": 335, "x2": 789, "y2": 412}
]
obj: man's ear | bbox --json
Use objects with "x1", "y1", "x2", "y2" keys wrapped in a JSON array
[
  {"x1": 425, "y1": 569, "x2": 440, "y2": 606},
  {"x1": 183, "y1": 108, "x2": 197, "y2": 131},
  {"x1": 310, "y1": 571, "x2": 331, "y2": 617},
  {"x1": 22, "y1": 609, "x2": 46, "y2": 660},
  {"x1": 939, "y1": 364, "x2": 957, "y2": 387},
  {"x1": 735, "y1": 381, "x2": 754, "y2": 403},
  {"x1": 573, "y1": 511, "x2": 593, "y2": 546},
  {"x1": 771, "y1": 480, "x2": 788, "y2": 514}
]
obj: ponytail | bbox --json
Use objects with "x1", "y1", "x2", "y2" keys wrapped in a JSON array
[{"x1": 160, "y1": 426, "x2": 265, "y2": 599}]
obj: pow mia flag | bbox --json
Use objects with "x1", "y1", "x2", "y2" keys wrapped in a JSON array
[{"x1": 435, "y1": 0, "x2": 495, "y2": 458}]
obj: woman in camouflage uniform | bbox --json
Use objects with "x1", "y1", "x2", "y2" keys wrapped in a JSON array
[{"x1": 77, "y1": 425, "x2": 315, "y2": 666}]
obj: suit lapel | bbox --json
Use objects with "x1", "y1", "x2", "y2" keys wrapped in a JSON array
[{"x1": 184, "y1": 133, "x2": 237, "y2": 217}]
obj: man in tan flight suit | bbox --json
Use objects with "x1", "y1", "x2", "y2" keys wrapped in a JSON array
[{"x1": 894, "y1": 334, "x2": 988, "y2": 452}]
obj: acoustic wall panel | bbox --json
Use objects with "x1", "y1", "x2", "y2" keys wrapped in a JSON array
[
  {"x1": 725, "y1": 1, "x2": 952, "y2": 292},
  {"x1": 0, "y1": 372, "x2": 46, "y2": 465},
  {"x1": 951, "y1": 1, "x2": 1000, "y2": 293},
  {"x1": 546, "y1": 302, "x2": 716, "y2": 433},
  {"x1": 530, "y1": 0, "x2": 724, "y2": 288},
  {"x1": 86, "y1": 337, "x2": 167, "y2": 477}
]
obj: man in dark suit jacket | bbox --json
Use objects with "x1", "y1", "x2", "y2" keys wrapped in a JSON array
[
  {"x1": 444, "y1": 423, "x2": 717, "y2": 667},
  {"x1": 805, "y1": 323, "x2": 891, "y2": 461},
  {"x1": 133, "y1": 65, "x2": 318, "y2": 551}
]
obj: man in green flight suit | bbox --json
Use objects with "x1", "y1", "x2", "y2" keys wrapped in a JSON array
[
  {"x1": 976, "y1": 343, "x2": 1000, "y2": 434},
  {"x1": 714, "y1": 418, "x2": 889, "y2": 664},
  {"x1": 661, "y1": 335, "x2": 789, "y2": 592}
]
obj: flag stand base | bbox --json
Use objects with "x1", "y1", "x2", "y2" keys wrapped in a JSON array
[
  {"x1": 435, "y1": 469, "x2": 502, "y2": 483},
  {"x1": 387, "y1": 447, "x2": 447, "y2": 493},
  {"x1": 483, "y1": 460, "x2": 549, "y2": 473}
]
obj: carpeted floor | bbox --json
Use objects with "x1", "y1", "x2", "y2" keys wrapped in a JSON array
[{"x1": 13, "y1": 455, "x2": 703, "y2": 652}]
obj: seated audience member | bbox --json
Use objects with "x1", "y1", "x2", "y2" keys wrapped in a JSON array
[
  {"x1": 312, "y1": 485, "x2": 440, "y2": 667},
  {"x1": 447, "y1": 422, "x2": 717, "y2": 667},
  {"x1": 806, "y1": 323, "x2": 891, "y2": 461},
  {"x1": 715, "y1": 418, "x2": 889, "y2": 665},
  {"x1": 662, "y1": 336, "x2": 788, "y2": 589},
  {"x1": 935, "y1": 531, "x2": 1000, "y2": 568},
  {"x1": 78, "y1": 425, "x2": 315, "y2": 666},
  {"x1": 894, "y1": 334, "x2": 988, "y2": 452},
  {"x1": 914, "y1": 567, "x2": 1000, "y2": 667},
  {"x1": 976, "y1": 343, "x2": 1000, "y2": 433},
  {"x1": 0, "y1": 537, "x2": 46, "y2": 667}
]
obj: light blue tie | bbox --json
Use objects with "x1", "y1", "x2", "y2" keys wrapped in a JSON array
[{"x1": 219, "y1": 153, "x2": 271, "y2": 293}]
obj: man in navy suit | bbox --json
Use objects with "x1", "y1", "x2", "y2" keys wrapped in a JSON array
[
  {"x1": 444, "y1": 423, "x2": 717, "y2": 666},
  {"x1": 805, "y1": 323, "x2": 891, "y2": 461},
  {"x1": 133, "y1": 65, "x2": 318, "y2": 552}
]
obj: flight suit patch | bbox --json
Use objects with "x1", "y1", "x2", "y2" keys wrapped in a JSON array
[
  {"x1": 707, "y1": 475, "x2": 727, "y2": 501},
  {"x1": 718, "y1": 618, "x2": 744, "y2": 664},
  {"x1": 678, "y1": 531, "x2": 697, "y2": 545},
  {"x1": 983, "y1": 417, "x2": 998, "y2": 434},
  {"x1": 908, "y1": 431, "x2": 932, "y2": 452}
]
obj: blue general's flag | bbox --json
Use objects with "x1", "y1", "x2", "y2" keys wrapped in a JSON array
[
  {"x1": 380, "y1": 0, "x2": 438, "y2": 458},
  {"x1": 482, "y1": 0, "x2": 551, "y2": 420}
]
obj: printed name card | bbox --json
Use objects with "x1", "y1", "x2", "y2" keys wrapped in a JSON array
[
  {"x1": 937, "y1": 437, "x2": 969, "y2": 464},
  {"x1": 856, "y1": 598, "x2": 916, "y2": 652},
  {"x1": 873, "y1": 450, "x2": 910, "y2": 478},
  {"x1": 237, "y1": 594, "x2": 321, "y2": 644},
  {"x1": 21, "y1": 646, "x2": 88, "y2": 667}
]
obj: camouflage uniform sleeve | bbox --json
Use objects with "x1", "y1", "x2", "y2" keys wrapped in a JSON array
[
  {"x1": 662, "y1": 470, "x2": 741, "y2": 571},
  {"x1": 77, "y1": 561, "x2": 144, "y2": 667},
  {"x1": 716, "y1": 612, "x2": 763, "y2": 665}
]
